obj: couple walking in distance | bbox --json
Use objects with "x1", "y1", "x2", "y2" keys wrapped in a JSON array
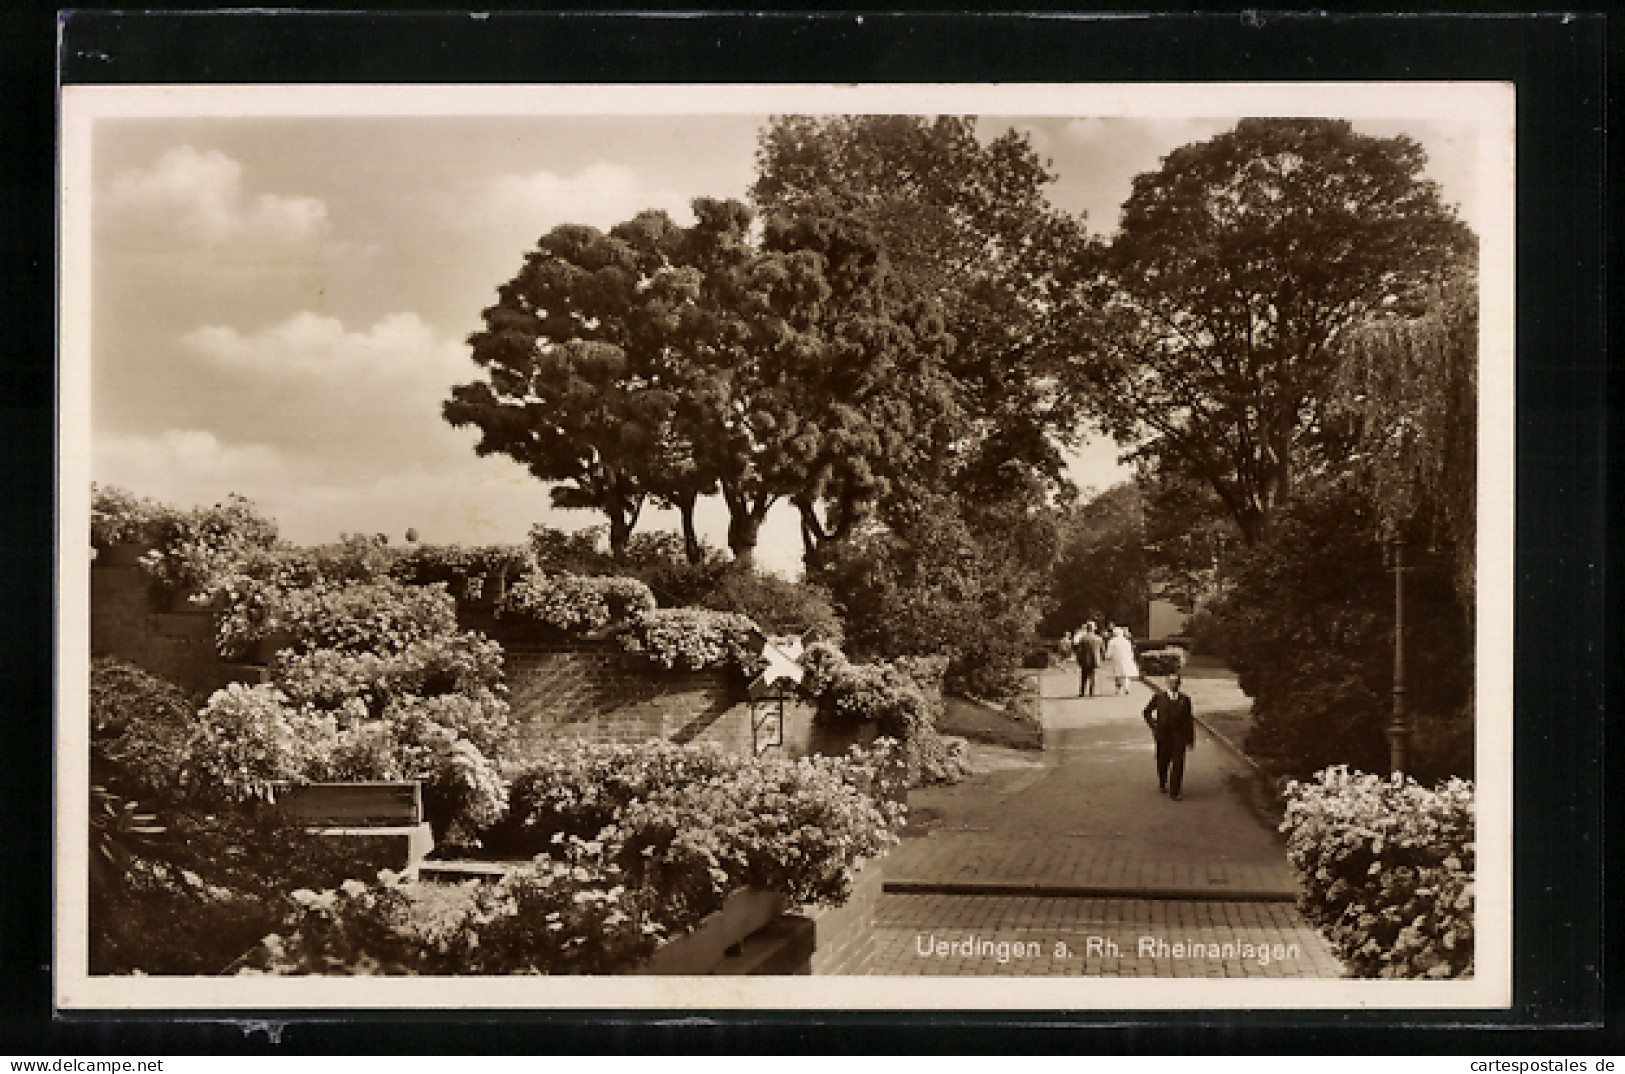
[
  {"x1": 1072, "y1": 623, "x2": 1139, "y2": 696},
  {"x1": 1071, "y1": 624, "x2": 1195, "y2": 798}
]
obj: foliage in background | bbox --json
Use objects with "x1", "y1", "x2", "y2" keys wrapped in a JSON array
[
  {"x1": 1061, "y1": 119, "x2": 1476, "y2": 544},
  {"x1": 693, "y1": 568, "x2": 844, "y2": 643},
  {"x1": 813, "y1": 489, "x2": 1054, "y2": 700},
  {"x1": 1193, "y1": 476, "x2": 1472, "y2": 782},
  {"x1": 1040, "y1": 482, "x2": 1149, "y2": 636},
  {"x1": 1282, "y1": 767, "x2": 1474, "y2": 979}
]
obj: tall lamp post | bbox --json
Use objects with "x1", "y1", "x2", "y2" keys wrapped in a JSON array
[{"x1": 1385, "y1": 534, "x2": 1411, "y2": 778}]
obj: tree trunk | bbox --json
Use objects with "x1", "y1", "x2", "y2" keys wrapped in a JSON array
[
  {"x1": 796, "y1": 498, "x2": 827, "y2": 567},
  {"x1": 675, "y1": 491, "x2": 704, "y2": 565},
  {"x1": 608, "y1": 511, "x2": 634, "y2": 561}
]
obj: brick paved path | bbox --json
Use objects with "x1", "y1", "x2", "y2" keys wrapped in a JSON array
[{"x1": 862, "y1": 666, "x2": 1343, "y2": 978}]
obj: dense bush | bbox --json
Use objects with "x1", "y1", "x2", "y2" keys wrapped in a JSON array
[
  {"x1": 90, "y1": 802, "x2": 400, "y2": 975},
  {"x1": 1136, "y1": 648, "x2": 1186, "y2": 678},
  {"x1": 390, "y1": 542, "x2": 533, "y2": 604},
  {"x1": 616, "y1": 607, "x2": 764, "y2": 672},
  {"x1": 202, "y1": 539, "x2": 437, "y2": 658},
  {"x1": 1199, "y1": 478, "x2": 1473, "y2": 781},
  {"x1": 494, "y1": 740, "x2": 901, "y2": 908},
  {"x1": 90, "y1": 658, "x2": 200, "y2": 800},
  {"x1": 695, "y1": 570, "x2": 844, "y2": 643},
  {"x1": 1281, "y1": 766, "x2": 1474, "y2": 979},
  {"x1": 811, "y1": 491, "x2": 1051, "y2": 702},
  {"x1": 797, "y1": 643, "x2": 968, "y2": 786},
  {"x1": 498, "y1": 571, "x2": 658, "y2": 635},
  {"x1": 244, "y1": 741, "x2": 903, "y2": 975}
]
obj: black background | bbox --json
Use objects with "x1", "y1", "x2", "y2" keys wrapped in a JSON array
[{"x1": 4, "y1": 4, "x2": 1614, "y2": 1054}]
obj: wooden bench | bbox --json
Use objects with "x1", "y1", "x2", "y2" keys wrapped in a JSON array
[{"x1": 271, "y1": 781, "x2": 434, "y2": 874}]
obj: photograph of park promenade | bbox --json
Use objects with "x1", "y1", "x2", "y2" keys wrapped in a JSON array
[{"x1": 61, "y1": 84, "x2": 1508, "y2": 1006}]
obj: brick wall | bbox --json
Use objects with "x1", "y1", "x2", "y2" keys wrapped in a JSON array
[
  {"x1": 489, "y1": 635, "x2": 856, "y2": 761},
  {"x1": 90, "y1": 562, "x2": 266, "y2": 696},
  {"x1": 90, "y1": 565, "x2": 862, "y2": 762},
  {"x1": 800, "y1": 854, "x2": 887, "y2": 975}
]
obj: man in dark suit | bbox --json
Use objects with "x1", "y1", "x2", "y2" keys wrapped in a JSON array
[
  {"x1": 1142, "y1": 672, "x2": 1196, "y2": 799},
  {"x1": 1076, "y1": 622, "x2": 1103, "y2": 697}
]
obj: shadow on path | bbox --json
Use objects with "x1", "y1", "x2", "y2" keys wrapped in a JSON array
[{"x1": 888, "y1": 666, "x2": 1296, "y2": 899}]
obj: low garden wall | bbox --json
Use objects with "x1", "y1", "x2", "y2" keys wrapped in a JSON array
[
  {"x1": 90, "y1": 560, "x2": 266, "y2": 696},
  {"x1": 90, "y1": 561, "x2": 858, "y2": 761}
]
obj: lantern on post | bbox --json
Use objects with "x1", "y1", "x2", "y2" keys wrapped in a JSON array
[{"x1": 1383, "y1": 534, "x2": 1411, "y2": 777}]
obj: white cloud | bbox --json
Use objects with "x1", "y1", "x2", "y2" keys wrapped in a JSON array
[
  {"x1": 104, "y1": 145, "x2": 329, "y2": 249},
  {"x1": 178, "y1": 311, "x2": 466, "y2": 389},
  {"x1": 482, "y1": 162, "x2": 694, "y2": 233},
  {"x1": 94, "y1": 428, "x2": 287, "y2": 504}
]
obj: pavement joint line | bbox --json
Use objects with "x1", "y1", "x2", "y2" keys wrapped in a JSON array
[{"x1": 882, "y1": 879, "x2": 1300, "y2": 903}]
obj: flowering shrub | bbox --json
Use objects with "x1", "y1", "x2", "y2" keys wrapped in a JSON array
[
  {"x1": 276, "y1": 634, "x2": 506, "y2": 729},
  {"x1": 189, "y1": 684, "x2": 337, "y2": 801},
  {"x1": 391, "y1": 543, "x2": 533, "y2": 604},
  {"x1": 90, "y1": 484, "x2": 169, "y2": 549},
  {"x1": 616, "y1": 607, "x2": 763, "y2": 671},
  {"x1": 278, "y1": 580, "x2": 459, "y2": 656},
  {"x1": 136, "y1": 493, "x2": 281, "y2": 597},
  {"x1": 242, "y1": 852, "x2": 667, "y2": 976},
  {"x1": 230, "y1": 740, "x2": 904, "y2": 976},
  {"x1": 494, "y1": 740, "x2": 902, "y2": 915},
  {"x1": 498, "y1": 571, "x2": 658, "y2": 634},
  {"x1": 1281, "y1": 766, "x2": 1474, "y2": 979},
  {"x1": 796, "y1": 644, "x2": 967, "y2": 786}
]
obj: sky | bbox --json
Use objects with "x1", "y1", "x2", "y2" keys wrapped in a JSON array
[{"x1": 81, "y1": 104, "x2": 1485, "y2": 578}]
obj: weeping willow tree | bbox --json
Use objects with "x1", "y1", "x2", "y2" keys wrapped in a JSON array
[{"x1": 1333, "y1": 267, "x2": 1478, "y2": 613}]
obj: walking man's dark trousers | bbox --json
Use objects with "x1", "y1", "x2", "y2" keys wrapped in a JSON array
[{"x1": 1143, "y1": 687, "x2": 1195, "y2": 798}]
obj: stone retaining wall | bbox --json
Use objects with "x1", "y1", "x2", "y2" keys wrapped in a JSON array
[{"x1": 90, "y1": 562, "x2": 857, "y2": 761}]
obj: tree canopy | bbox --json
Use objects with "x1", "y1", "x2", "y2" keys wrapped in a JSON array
[
  {"x1": 1064, "y1": 118, "x2": 1477, "y2": 544},
  {"x1": 753, "y1": 114, "x2": 1092, "y2": 515},
  {"x1": 447, "y1": 198, "x2": 962, "y2": 568}
]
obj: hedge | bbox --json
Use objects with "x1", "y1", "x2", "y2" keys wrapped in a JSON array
[{"x1": 1280, "y1": 766, "x2": 1474, "y2": 978}]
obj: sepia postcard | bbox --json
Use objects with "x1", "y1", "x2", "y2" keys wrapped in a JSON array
[{"x1": 57, "y1": 81, "x2": 1514, "y2": 1011}]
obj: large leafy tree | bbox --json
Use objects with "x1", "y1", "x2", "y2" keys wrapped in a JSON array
[
  {"x1": 445, "y1": 220, "x2": 683, "y2": 557},
  {"x1": 1041, "y1": 482, "x2": 1149, "y2": 636},
  {"x1": 1065, "y1": 119, "x2": 1476, "y2": 544},
  {"x1": 752, "y1": 115, "x2": 1090, "y2": 519},
  {"x1": 1332, "y1": 268, "x2": 1478, "y2": 608},
  {"x1": 668, "y1": 200, "x2": 961, "y2": 570},
  {"x1": 449, "y1": 198, "x2": 958, "y2": 571}
]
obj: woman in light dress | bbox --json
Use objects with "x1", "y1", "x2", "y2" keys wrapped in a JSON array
[{"x1": 1103, "y1": 626, "x2": 1140, "y2": 695}]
